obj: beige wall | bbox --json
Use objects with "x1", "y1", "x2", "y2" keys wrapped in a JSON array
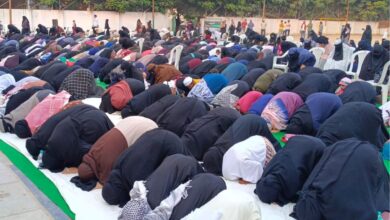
[{"x1": 0, "y1": 9, "x2": 171, "y2": 32}]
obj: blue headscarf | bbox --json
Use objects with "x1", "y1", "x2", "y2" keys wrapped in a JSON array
[
  {"x1": 306, "y1": 92, "x2": 342, "y2": 131},
  {"x1": 248, "y1": 94, "x2": 273, "y2": 115},
  {"x1": 221, "y1": 62, "x2": 248, "y2": 82},
  {"x1": 203, "y1": 74, "x2": 228, "y2": 94}
]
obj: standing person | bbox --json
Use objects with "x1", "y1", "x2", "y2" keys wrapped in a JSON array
[
  {"x1": 260, "y1": 19, "x2": 266, "y2": 35},
  {"x1": 175, "y1": 13, "x2": 181, "y2": 36},
  {"x1": 319, "y1": 21, "x2": 324, "y2": 36},
  {"x1": 186, "y1": 20, "x2": 193, "y2": 37},
  {"x1": 104, "y1": 19, "x2": 110, "y2": 38},
  {"x1": 228, "y1": 20, "x2": 235, "y2": 37},
  {"x1": 236, "y1": 21, "x2": 242, "y2": 34},
  {"x1": 300, "y1": 20, "x2": 306, "y2": 39},
  {"x1": 220, "y1": 20, "x2": 227, "y2": 38},
  {"x1": 242, "y1": 19, "x2": 248, "y2": 33},
  {"x1": 248, "y1": 19, "x2": 255, "y2": 31},
  {"x1": 136, "y1": 19, "x2": 142, "y2": 34},
  {"x1": 307, "y1": 20, "x2": 313, "y2": 37},
  {"x1": 341, "y1": 23, "x2": 351, "y2": 44},
  {"x1": 92, "y1": 14, "x2": 99, "y2": 35},
  {"x1": 361, "y1": 24, "x2": 372, "y2": 46},
  {"x1": 21, "y1": 16, "x2": 30, "y2": 35},
  {"x1": 285, "y1": 20, "x2": 291, "y2": 36},
  {"x1": 72, "y1": 20, "x2": 77, "y2": 35},
  {"x1": 0, "y1": 21, "x2": 3, "y2": 35},
  {"x1": 278, "y1": 20, "x2": 284, "y2": 37}
]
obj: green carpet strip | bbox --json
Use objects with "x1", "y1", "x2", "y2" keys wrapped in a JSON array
[{"x1": 0, "y1": 139, "x2": 75, "y2": 219}]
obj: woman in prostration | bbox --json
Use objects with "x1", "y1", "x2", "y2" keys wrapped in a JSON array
[
  {"x1": 203, "y1": 114, "x2": 280, "y2": 175},
  {"x1": 76, "y1": 116, "x2": 158, "y2": 188}
]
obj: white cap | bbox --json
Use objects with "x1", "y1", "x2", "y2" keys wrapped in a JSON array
[{"x1": 183, "y1": 77, "x2": 193, "y2": 87}]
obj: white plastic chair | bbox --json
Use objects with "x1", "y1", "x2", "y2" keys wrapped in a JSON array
[
  {"x1": 346, "y1": 50, "x2": 370, "y2": 80},
  {"x1": 272, "y1": 51, "x2": 289, "y2": 73},
  {"x1": 239, "y1": 34, "x2": 247, "y2": 44},
  {"x1": 366, "y1": 61, "x2": 390, "y2": 104},
  {"x1": 168, "y1": 45, "x2": 184, "y2": 70},
  {"x1": 135, "y1": 38, "x2": 145, "y2": 53},
  {"x1": 309, "y1": 47, "x2": 325, "y2": 68}
]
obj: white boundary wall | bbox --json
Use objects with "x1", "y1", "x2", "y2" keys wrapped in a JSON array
[
  {"x1": 0, "y1": 9, "x2": 387, "y2": 36},
  {"x1": 0, "y1": 9, "x2": 172, "y2": 32}
]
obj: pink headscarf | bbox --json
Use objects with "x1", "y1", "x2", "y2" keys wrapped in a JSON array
[
  {"x1": 272, "y1": 91, "x2": 303, "y2": 117},
  {"x1": 235, "y1": 91, "x2": 263, "y2": 114},
  {"x1": 25, "y1": 91, "x2": 71, "y2": 134}
]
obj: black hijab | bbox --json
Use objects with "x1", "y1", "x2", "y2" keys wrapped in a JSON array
[
  {"x1": 316, "y1": 102, "x2": 389, "y2": 148},
  {"x1": 121, "y1": 84, "x2": 171, "y2": 118},
  {"x1": 181, "y1": 107, "x2": 240, "y2": 160},
  {"x1": 5, "y1": 87, "x2": 46, "y2": 115},
  {"x1": 359, "y1": 44, "x2": 389, "y2": 81},
  {"x1": 203, "y1": 114, "x2": 280, "y2": 175},
  {"x1": 322, "y1": 69, "x2": 347, "y2": 92},
  {"x1": 255, "y1": 136, "x2": 326, "y2": 206},
  {"x1": 297, "y1": 66, "x2": 323, "y2": 80},
  {"x1": 156, "y1": 97, "x2": 209, "y2": 136},
  {"x1": 339, "y1": 81, "x2": 376, "y2": 104},
  {"x1": 267, "y1": 72, "x2": 302, "y2": 95},
  {"x1": 26, "y1": 105, "x2": 113, "y2": 167},
  {"x1": 292, "y1": 73, "x2": 332, "y2": 100},
  {"x1": 40, "y1": 63, "x2": 68, "y2": 84},
  {"x1": 102, "y1": 128, "x2": 187, "y2": 206},
  {"x1": 98, "y1": 58, "x2": 124, "y2": 83},
  {"x1": 51, "y1": 65, "x2": 81, "y2": 92},
  {"x1": 190, "y1": 60, "x2": 217, "y2": 78},
  {"x1": 333, "y1": 41, "x2": 344, "y2": 61},
  {"x1": 170, "y1": 173, "x2": 227, "y2": 220},
  {"x1": 146, "y1": 154, "x2": 204, "y2": 209},
  {"x1": 240, "y1": 68, "x2": 265, "y2": 88},
  {"x1": 246, "y1": 60, "x2": 268, "y2": 71},
  {"x1": 140, "y1": 95, "x2": 180, "y2": 121},
  {"x1": 292, "y1": 138, "x2": 389, "y2": 219}
]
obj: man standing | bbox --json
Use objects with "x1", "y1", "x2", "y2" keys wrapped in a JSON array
[
  {"x1": 248, "y1": 19, "x2": 255, "y2": 31},
  {"x1": 307, "y1": 20, "x2": 313, "y2": 37},
  {"x1": 92, "y1": 14, "x2": 99, "y2": 35},
  {"x1": 242, "y1": 19, "x2": 248, "y2": 33},
  {"x1": 285, "y1": 20, "x2": 291, "y2": 36},
  {"x1": 319, "y1": 21, "x2": 324, "y2": 36},
  {"x1": 300, "y1": 21, "x2": 306, "y2": 39},
  {"x1": 260, "y1": 19, "x2": 266, "y2": 35}
]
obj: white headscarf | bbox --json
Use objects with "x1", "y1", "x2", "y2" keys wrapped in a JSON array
[
  {"x1": 0, "y1": 74, "x2": 15, "y2": 93},
  {"x1": 182, "y1": 190, "x2": 261, "y2": 220},
  {"x1": 222, "y1": 135, "x2": 273, "y2": 184}
]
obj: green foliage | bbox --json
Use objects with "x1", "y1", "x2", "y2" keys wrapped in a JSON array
[{"x1": 37, "y1": 0, "x2": 389, "y2": 21}]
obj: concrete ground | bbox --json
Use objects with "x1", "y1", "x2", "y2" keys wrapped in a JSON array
[{"x1": 0, "y1": 152, "x2": 68, "y2": 220}]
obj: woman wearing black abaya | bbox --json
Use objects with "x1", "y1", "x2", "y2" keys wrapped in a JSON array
[
  {"x1": 25, "y1": 104, "x2": 113, "y2": 172},
  {"x1": 170, "y1": 173, "x2": 226, "y2": 220},
  {"x1": 190, "y1": 60, "x2": 217, "y2": 78},
  {"x1": 286, "y1": 93, "x2": 342, "y2": 136},
  {"x1": 140, "y1": 95, "x2": 180, "y2": 121},
  {"x1": 267, "y1": 72, "x2": 302, "y2": 95},
  {"x1": 339, "y1": 81, "x2": 376, "y2": 104},
  {"x1": 181, "y1": 107, "x2": 240, "y2": 160},
  {"x1": 292, "y1": 139, "x2": 389, "y2": 220},
  {"x1": 21, "y1": 16, "x2": 30, "y2": 35},
  {"x1": 297, "y1": 66, "x2": 323, "y2": 80},
  {"x1": 5, "y1": 86, "x2": 48, "y2": 115},
  {"x1": 255, "y1": 136, "x2": 326, "y2": 206},
  {"x1": 359, "y1": 44, "x2": 389, "y2": 81},
  {"x1": 322, "y1": 69, "x2": 347, "y2": 92},
  {"x1": 156, "y1": 97, "x2": 209, "y2": 136},
  {"x1": 119, "y1": 154, "x2": 204, "y2": 219},
  {"x1": 203, "y1": 114, "x2": 280, "y2": 175},
  {"x1": 40, "y1": 63, "x2": 68, "y2": 85},
  {"x1": 292, "y1": 73, "x2": 332, "y2": 100},
  {"x1": 316, "y1": 102, "x2": 389, "y2": 148},
  {"x1": 240, "y1": 68, "x2": 265, "y2": 88},
  {"x1": 121, "y1": 84, "x2": 172, "y2": 118},
  {"x1": 361, "y1": 25, "x2": 372, "y2": 46},
  {"x1": 102, "y1": 129, "x2": 188, "y2": 206}
]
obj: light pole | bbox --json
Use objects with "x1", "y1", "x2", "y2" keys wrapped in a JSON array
[
  {"x1": 152, "y1": 0, "x2": 155, "y2": 29},
  {"x1": 262, "y1": 0, "x2": 266, "y2": 19},
  {"x1": 9, "y1": 0, "x2": 12, "y2": 24},
  {"x1": 346, "y1": 0, "x2": 350, "y2": 23}
]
